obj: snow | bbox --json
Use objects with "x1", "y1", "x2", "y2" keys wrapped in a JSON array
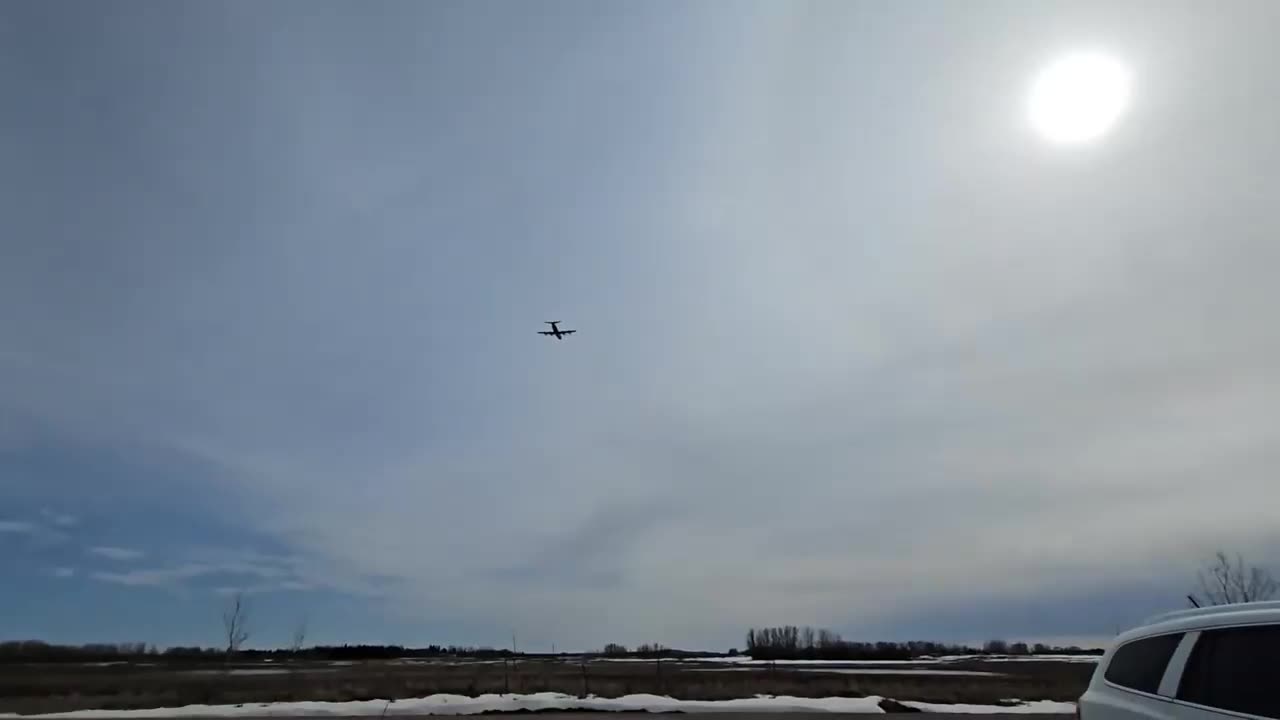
[
  {"x1": 792, "y1": 669, "x2": 1004, "y2": 677},
  {"x1": 935, "y1": 655, "x2": 1098, "y2": 664},
  {"x1": 0, "y1": 693, "x2": 1085, "y2": 717},
  {"x1": 804, "y1": 660, "x2": 943, "y2": 666},
  {"x1": 902, "y1": 700, "x2": 1079, "y2": 714},
  {"x1": 179, "y1": 669, "x2": 336, "y2": 677},
  {"x1": 0, "y1": 693, "x2": 889, "y2": 718},
  {"x1": 691, "y1": 655, "x2": 1096, "y2": 666},
  {"x1": 689, "y1": 658, "x2": 932, "y2": 666},
  {"x1": 392, "y1": 658, "x2": 508, "y2": 665},
  {"x1": 689, "y1": 668, "x2": 1004, "y2": 677},
  {"x1": 593, "y1": 657, "x2": 688, "y2": 663}
]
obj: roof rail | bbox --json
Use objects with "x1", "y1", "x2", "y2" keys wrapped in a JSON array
[{"x1": 1144, "y1": 600, "x2": 1280, "y2": 626}]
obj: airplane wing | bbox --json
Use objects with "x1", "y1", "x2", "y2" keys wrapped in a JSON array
[
  {"x1": 561, "y1": 330, "x2": 577, "y2": 335},
  {"x1": 537, "y1": 331, "x2": 556, "y2": 335}
]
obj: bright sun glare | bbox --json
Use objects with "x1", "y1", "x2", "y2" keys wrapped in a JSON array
[{"x1": 1028, "y1": 52, "x2": 1131, "y2": 144}]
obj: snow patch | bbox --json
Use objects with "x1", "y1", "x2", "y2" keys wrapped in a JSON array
[
  {"x1": 935, "y1": 655, "x2": 1098, "y2": 664},
  {"x1": 179, "y1": 669, "x2": 337, "y2": 677},
  {"x1": 691, "y1": 655, "x2": 1096, "y2": 666},
  {"x1": 690, "y1": 658, "x2": 932, "y2": 666},
  {"x1": 593, "y1": 658, "x2": 686, "y2": 663},
  {"x1": 688, "y1": 668, "x2": 1003, "y2": 677},
  {"x1": 902, "y1": 700, "x2": 1078, "y2": 713},
  {"x1": 793, "y1": 669, "x2": 1003, "y2": 677},
  {"x1": 0, "y1": 693, "x2": 890, "y2": 718}
]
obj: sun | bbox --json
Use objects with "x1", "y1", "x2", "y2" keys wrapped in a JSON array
[{"x1": 1028, "y1": 52, "x2": 1131, "y2": 144}]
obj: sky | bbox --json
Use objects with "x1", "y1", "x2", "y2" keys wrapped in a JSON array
[{"x1": 3, "y1": 0, "x2": 1280, "y2": 652}]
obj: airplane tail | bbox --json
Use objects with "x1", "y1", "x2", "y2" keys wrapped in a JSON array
[{"x1": 545, "y1": 321, "x2": 560, "y2": 325}]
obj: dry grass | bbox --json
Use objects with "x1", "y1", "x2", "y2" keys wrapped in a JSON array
[{"x1": 0, "y1": 658, "x2": 1092, "y2": 715}]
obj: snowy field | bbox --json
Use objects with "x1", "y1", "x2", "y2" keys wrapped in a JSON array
[
  {"x1": 0, "y1": 692, "x2": 1078, "y2": 717},
  {"x1": 935, "y1": 656, "x2": 1098, "y2": 664},
  {"x1": 900, "y1": 700, "x2": 1080, "y2": 714},
  {"x1": 5, "y1": 654, "x2": 1093, "y2": 716},
  {"x1": 678, "y1": 656, "x2": 1097, "y2": 666},
  {"x1": 178, "y1": 669, "x2": 338, "y2": 677},
  {"x1": 688, "y1": 668, "x2": 1005, "y2": 677}
]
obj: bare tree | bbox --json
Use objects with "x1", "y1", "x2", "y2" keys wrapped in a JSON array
[
  {"x1": 291, "y1": 617, "x2": 308, "y2": 654},
  {"x1": 222, "y1": 592, "x2": 251, "y2": 655},
  {"x1": 1190, "y1": 551, "x2": 1278, "y2": 607}
]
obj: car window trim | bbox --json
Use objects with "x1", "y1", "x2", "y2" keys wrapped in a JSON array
[{"x1": 1157, "y1": 630, "x2": 1199, "y2": 697}]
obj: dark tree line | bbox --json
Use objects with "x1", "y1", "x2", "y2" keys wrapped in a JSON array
[
  {"x1": 598, "y1": 643, "x2": 670, "y2": 657},
  {"x1": 0, "y1": 641, "x2": 522, "y2": 664},
  {"x1": 278, "y1": 644, "x2": 520, "y2": 661},
  {"x1": 0, "y1": 633, "x2": 1103, "y2": 665},
  {"x1": 0, "y1": 641, "x2": 160, "y2": 663},
  {"x1": 743, "y1": 626, "x2": 1102, "y2": 660}
]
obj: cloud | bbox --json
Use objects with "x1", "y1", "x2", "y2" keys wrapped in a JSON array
[
  {"x1": 49, "y1": 567, "x2": 76, "y2": 578},
  {"x1": 88, "y1": 546, "x2": 145, "y2": 561},
  {"x1": 87, "y1": 547, "x2": 339, "y2": 596},
  {"x1": 91, "y1": 564, "x2": 213, "y2": 587},
  {"x1": 41, "y1": 509, "x2": 78, "y2": 527},
  {"x1": 213, "y1": 580, "x2": 313, "y2": 596},
  {"x1": 490, "y1": 499, "x2": 680, "y2": 592},
  {"x1": 276, "y1": 580, "x2": 314, "y2": 591},
  {"x1": 0, "y1": 519, "x2": 68, "y2": 546}
]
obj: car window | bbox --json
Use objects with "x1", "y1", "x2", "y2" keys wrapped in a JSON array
[
  {"x1": 1177, "y1": 624, "x2": 1280, "y2": 719},
  {"x1": 1104, "y1": 632, "x2": 1183, "y2": 694}
]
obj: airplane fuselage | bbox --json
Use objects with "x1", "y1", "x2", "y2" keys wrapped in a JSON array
[{"x1": 539, "y1": 321, "x2": 575, "y2": 339}]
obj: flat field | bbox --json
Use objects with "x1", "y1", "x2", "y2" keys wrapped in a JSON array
[{"x1": 0, "y1": 655, "x2": 1096, "y2": 716}]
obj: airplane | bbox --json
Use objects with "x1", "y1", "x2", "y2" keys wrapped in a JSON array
[{"x1": 538, "y1": 321, "x2": 577, "y2": 340}]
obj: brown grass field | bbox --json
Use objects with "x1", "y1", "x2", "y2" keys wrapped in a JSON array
[{"x1": 0, "y1": 657, "x2": 1094, "y2": 715}]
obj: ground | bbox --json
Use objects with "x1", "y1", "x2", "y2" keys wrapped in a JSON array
[{"x1": 0, "y1": 656, "x2": 1094, "y2": 716}]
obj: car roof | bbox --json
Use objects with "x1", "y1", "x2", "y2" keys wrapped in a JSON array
[{"x1": 1115, "y1": 602, "x2": 1280, "y2": 645}]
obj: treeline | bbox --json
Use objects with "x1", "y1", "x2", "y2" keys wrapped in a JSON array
[
  {"x1": 744, "y1": 626, "x2": 1103, "y2": 660},
  {"x1": 0, "y1": 641, "x2": 159, "y2": 663},
  {"x1": 0, "y1": 639, "x2": 705, "y2": 664},
  {"x1": 296, "y1": 645, "x2": 518, "y2": 660},
  {"x1": 2, "y1": 634, "x2": 1104, "y2": 665},
  {"x1": 0, "y1": 641, "x2": 521, "y2": 664}
]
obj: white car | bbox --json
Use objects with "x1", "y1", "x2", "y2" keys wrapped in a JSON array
[{"x1": 1079, "y1": 601, "x2": 1280, "y2": 720}]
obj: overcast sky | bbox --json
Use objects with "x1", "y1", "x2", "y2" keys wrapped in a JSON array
[{"x1": 3, "y1": 0, "x2": 1280, "y2": 651}]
